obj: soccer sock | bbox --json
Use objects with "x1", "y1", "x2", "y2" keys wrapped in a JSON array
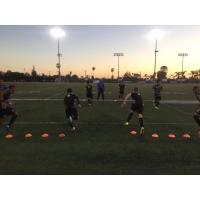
[
  {"x1": 194, "y1": 114, "x2": 200, "y2": 126},
  {"x1": 139, "y1": 117, "x2": 144, "y2": 127},
  {"x1": 88, "y1": 98, "x2": 92, "y2": 105},
  {"x1": 8, "y1": 113, "x2": 17, "y2": 126},
  {"x1": 127, "y1": 112, "x2": 133, "y2": 122},
  {"x1": 102, "y1": 92, "x2": 104, "y2": 100},
  {"x1": 68, "y1": 116, "x2": 74, "y2": 128}
]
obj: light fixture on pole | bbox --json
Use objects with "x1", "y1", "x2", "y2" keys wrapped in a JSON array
[
  {"x1": 178, "y1": 53, "x2": 188, "y2": 77},
  {"x1": 50, "y1": 27, "x2": 65, "y2": 81},
  {"x1": 148, "y1": 29, "x2": 164, "y2": 80},
  {"x1": 114, "y1": 53, "x2": 124, "y2": 80},
  {"x1": 154, "y1": 39, "x2": 158, "y2": 80}
]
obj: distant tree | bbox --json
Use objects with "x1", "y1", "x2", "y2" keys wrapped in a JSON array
[
  {"x1": 160, "y1": 66, "x2": 168, "y2": 73},
  {"x1": 92, "y1": 66, "x2": 96, "y2": 78},
  {"x1": 157, "y1": 70, "x2": 167, "y2": 79},
  {"x1": 111, "y1": 68, "x2": 115, "y2": 80},
  {"x1": 123, "y1": 71, "x2": 132, "y2": 81},
  {"x1": 132, "y1": 73, "x2": 141, "y2": 79},
  {"x1": 174, "y1": 71, "x2": 186, "y2": 79},
  {"x1": 157, "y1": 66, "x2": 168, "y2": 80},
  {"x1": 31, "y1": 65, "x2": 37, "y2": 78}
]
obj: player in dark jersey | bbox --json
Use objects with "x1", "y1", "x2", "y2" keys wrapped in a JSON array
[
  {"x1": 118, "y1": 80, "x2": 125, "y2": 100},
  {"x1": 0, "y1": 79, "x2": 6, "y2": 125},
  {"x1": 193, "y1": 86, "x2": 200, "y2": 135},
  {"x1": 122, "y1": 87, "x2": 144, "y2": 135},
  {"x1": 64, "y1": 88, "x2": 81, "y2": 131},
  {"x1": 0, "y1": 84, "x2": 18, "y2": 132},
  {"x1": 152, "y1": 80, "x2": 163, "y2": 110},
  {"x1": 86, "y1": 80, "x2": 93, "y2": 105}
]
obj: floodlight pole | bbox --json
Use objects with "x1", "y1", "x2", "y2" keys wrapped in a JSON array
[
  {"x1": 114, "y1": 53, "x2": 124, "y2": 80},
  {"x1": 154, "y1": 39, "x2": 158, "y2": 80},
  {"x1": 56, "y1": 39, "x2": 62, "y2": 78},
  {"x1": 178, "y1": 53, "x2": 188, "y2": 77}
]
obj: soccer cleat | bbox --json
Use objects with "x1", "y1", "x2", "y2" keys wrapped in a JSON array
[
  {"x1": 71, "y1": 127, "x2": 76, "y2": 131},
  {"x1": 140, "y1": 127, "x2": 145, "y2": 135},
  {"x1": 124, "y1": 122, "x2": 129, "y2": 126},
  {"x1": 154, "y1": 106, "x2": 159, "y2": 110}
]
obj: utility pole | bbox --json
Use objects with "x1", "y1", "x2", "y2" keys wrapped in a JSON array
[{"x1": 114, "y1": 53, "x2": 124, "y2": 80}]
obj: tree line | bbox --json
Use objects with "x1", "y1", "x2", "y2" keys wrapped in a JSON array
[{"x1": 1, "y1": 65, "x2": 200, "y2": 83}]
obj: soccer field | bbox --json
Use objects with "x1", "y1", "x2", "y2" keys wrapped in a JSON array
[{"x1": 1, "y1": 82, "x2": 200, "y2": 175}]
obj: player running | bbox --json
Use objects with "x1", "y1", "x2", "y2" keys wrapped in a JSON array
[
  {"x1": 118, "y1": 80, "x2": 125, "y2": 100},
  {"x1": 152, "y1": 80, "x2": 163, "y2": 110},
  {"x1": 64, "y1": 88, "x2": 81, "y2": 131},
  {"x1": 122, "y1": 87, "x2": 144, "y2": 135},
  {"x1": 86, "y1": 80, "x2": 93, "y2": 105},
  {"x1": 0, "y1": 84, "x2": 18, "y2": 133},
  {"x1": 193, "y1": 86, "x2": 200, "y2": 135}
]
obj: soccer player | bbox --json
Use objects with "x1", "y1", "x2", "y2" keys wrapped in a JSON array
[
  {"x1": 122, "y1": 87, "x2": 144, "y2": 135},
  {"x1": 193, "y1": 86, "x2": 200, "y2": 134},
  {"x1": 152, "y1": 79, "x2": 163, "y2": 110},
  {"x1": 64, "y1": 88, "x2": 81, "y2": 131},
  {"x1": 118, "y1": 80, "x2": 125, "y2": 100},
  {"x1": 0, "y1": 79, "x2": 6, "y2": 125},
  {"x1": 97, "y1": 79, "x2": 105, "y2": 100},
  {"x1": 0, "y1": 84, "x2": 18, "y2": 132},
  {"x1": 86, "y1": 80, "x2": 93, "y2": 105}
]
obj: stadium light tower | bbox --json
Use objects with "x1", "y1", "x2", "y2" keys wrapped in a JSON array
[
  {"x1": 50, "y1": 27, "x2": 65, "y2": 81},
  {"x1": 114, "y1": 53, "x2": 124, "y2": 80},
  {"x1": 148, "y1": 29, "x2": 164, "y2": 80},
  {"x1": 178, "y1": 53, "x2": 188, "y2": 77}
]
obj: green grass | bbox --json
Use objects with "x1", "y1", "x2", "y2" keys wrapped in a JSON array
[{"x1": 0, "y1": 82, "x2": 200, "y2": 174}]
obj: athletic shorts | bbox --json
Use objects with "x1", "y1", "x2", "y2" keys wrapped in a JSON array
[
  {"x1": 0, "y1": 107, "x2": 15, "y2": 117},
  {"x1": 131, "y1": 104, "x2": 144, "y2": 114},
  {"x1": 65, "y1": 107, "x2": 78, "y2": 120},
  {"x1": 87, "y1": 92, "x2": 93, "y2": 98},
  {"x1": 154, "y1": 94, "x2": 161, "y2": 101},
  {"x1": 119, "y1": 91, "x2": 124, "y2": 95}
]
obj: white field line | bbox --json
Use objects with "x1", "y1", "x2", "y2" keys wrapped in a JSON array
[
  {"x1": 14, "y1": 121, "x2": 195, "y2": 126},
  {"x1": 12, "y1": 98, "x2": 198, "y2": 104}
]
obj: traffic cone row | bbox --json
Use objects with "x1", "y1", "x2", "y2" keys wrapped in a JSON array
[
  {"x1": 130, "y1": 130, "x2": 192, "y2": 140},
  {"x1": 4, "y1": 132, "x2": 66, "y2": 139}
]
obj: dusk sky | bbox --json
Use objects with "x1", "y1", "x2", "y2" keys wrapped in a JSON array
[{"x1": 1, "y1": 25, "x2": 200, "y2": 78}]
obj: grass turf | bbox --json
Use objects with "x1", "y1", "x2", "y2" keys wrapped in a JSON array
[{"x1": 0, "y1": 82, "x2": 200, "y2": 175}]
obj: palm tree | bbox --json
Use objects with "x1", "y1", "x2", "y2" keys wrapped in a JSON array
[
  {"x1": 111, "y1": 68, "x2": 115, "y2": 80},
  {"x1": 160, "y1": 66, "x2": 168, "y2": 73},
  {"x1": 92, "y1": 67, "x2": 96, "y2": 78}
]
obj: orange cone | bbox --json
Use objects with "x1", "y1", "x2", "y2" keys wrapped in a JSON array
[
  {"x1": 130, "y1": 129, "x2": 137, "y2": 135},
  {"x1": 183, "y1": 133, "x2": 191, "y2": 139},
  {"x1": 59, "y1": 133, "x2": 65, "y2": 138},
  {"x1": 5, "y1": 133, "x2": 14, "y2": 139},
  {"x1": 41, "y1": 133, "x2": 49, "y2": 138},
  {"x1": 25, "y1": 133, "x2": 32, "y2": 139},
  {"x1": 168, "y1": 133, "x2": 176, "y2": 139},
  {"x1": 152, "y1": 133, "x2": 159, "y2": 139}
]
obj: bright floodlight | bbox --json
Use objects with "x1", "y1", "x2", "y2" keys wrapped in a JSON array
[
  {"x1": 148, "y1": 29, "x2": 164, "y2": 41},
  {"x1": 50, "y1": 27, "x2": 65, "y2": 39}
]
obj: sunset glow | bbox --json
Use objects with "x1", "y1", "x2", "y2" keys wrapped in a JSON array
[{"x1": 1, "y1": 25, "x2": 200, "y2": 78}]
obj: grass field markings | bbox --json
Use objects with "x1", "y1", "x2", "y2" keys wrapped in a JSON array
[
  {"x1": 163, "y1": 92, "x2": 186, "y2": 95},
  {"x1": 165, "y1": 104, "x2": 191, "y2": 116},
  {"x1": 46, "y1": 90, "x2": 66, "y2": 99},
  {"x1": 14, "y1": 121, "x2": 195, "y2": 126},
  {"x1": 12, "y1": 98, "x2": 198, "y2": 104}
]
